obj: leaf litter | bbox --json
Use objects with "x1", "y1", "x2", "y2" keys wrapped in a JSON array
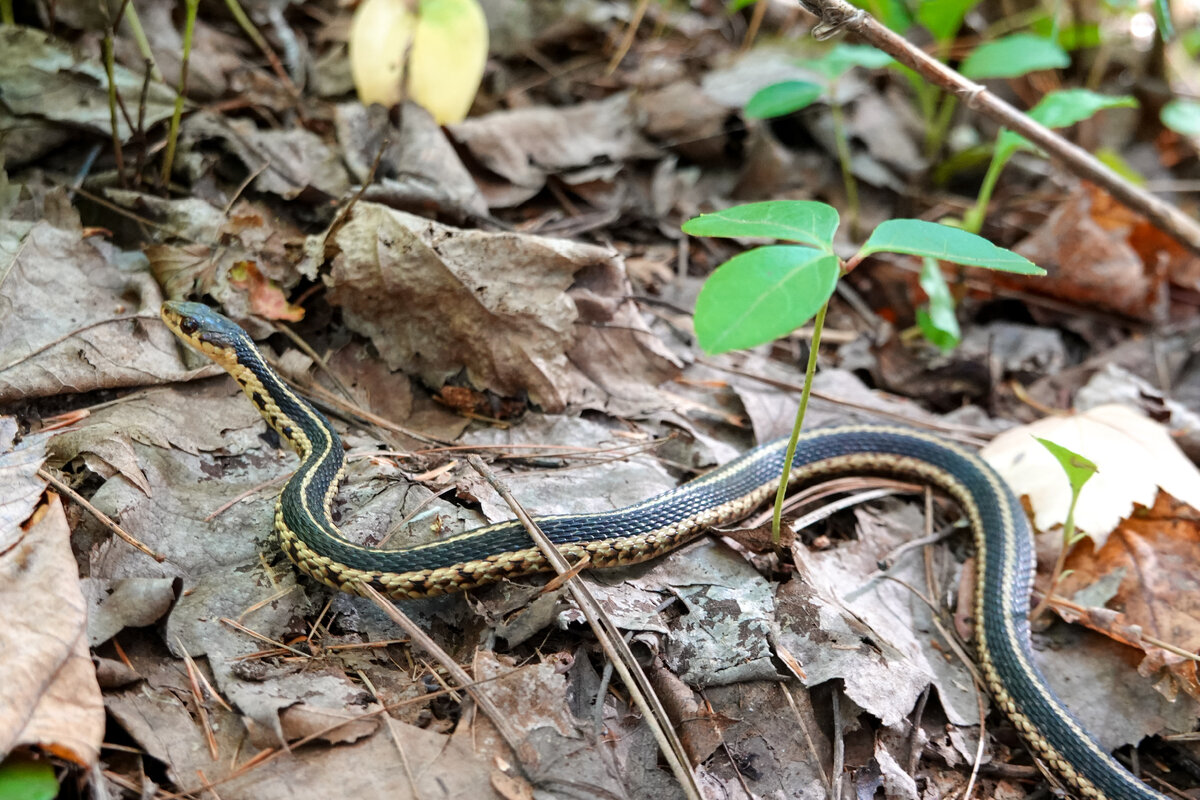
[{"x1": 2, "y1": 3, "x2": 1200, "y2": 799}]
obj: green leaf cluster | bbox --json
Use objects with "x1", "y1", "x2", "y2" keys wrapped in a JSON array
[{"x1": 683, "y1": 201, "x2": 1043, "y2": 355}]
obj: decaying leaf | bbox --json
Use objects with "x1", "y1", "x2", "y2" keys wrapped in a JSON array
[
  {"x1": 981, "y1": 403, "x2": 1200, "y2": 545},
  {"x1": 0, "y1": 216, "x2": 189, "y2": 403},
  {"x1": 0, "y1": 26, "x2": 178, "y2": 144},
  {"x1": 1053, "y1": 492, "x2": 1200, "y2": 702},
  {"x1": 0, "y1": 418, "x2": 49, "y2": 552},
  {"x1": 449, "y1": 93, "x2": 660, "y2": 207},
  {"x1": 0, "y1": 495, "x2": 104, "y2": 766},
  {"x1": 324, "y1": 202, "x2": 679, "y2": 414},
  {"x1": 1010, "y1": 183, "x2": 1168, "y2": 320}
]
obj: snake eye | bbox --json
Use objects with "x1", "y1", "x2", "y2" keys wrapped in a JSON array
[{"x1": 179, "y1": 317, "x2": 199, "y2": 335}]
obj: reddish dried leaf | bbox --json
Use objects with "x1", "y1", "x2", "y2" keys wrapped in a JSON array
[{"x1": 1053, "y1": 492, "x2": 1200, "y2": 700}]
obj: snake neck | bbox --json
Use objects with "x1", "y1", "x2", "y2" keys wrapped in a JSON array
[{"x1": 224, "y1": 339, "x2": 344, "y2": 468}]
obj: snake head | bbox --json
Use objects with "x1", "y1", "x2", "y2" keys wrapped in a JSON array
[{"x1": 160, "y1": 301, "x2": 251, "y2": 370}]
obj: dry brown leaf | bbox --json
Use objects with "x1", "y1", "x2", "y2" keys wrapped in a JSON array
[
  {"x1": 179, "y1": 112, "x2": 351, "y2": 201},
  {"x1": 325, "y1": 202, "x2": 679, "y2": 414},
  {"x1": 1010, "y1": 182, "x2": 1168, "y2": 320},
  {"x1": 0, "y1": 216, "x2": 188, "y2": 402},
  {"x1": 449, "y1": 93, "x2": 659, "y2": 207},
  {"x1": 0, "y1": 495, "x2": 104, "y2": 766},
  {"x1": 1053, "y1": 492, "x2": 1200, "y2": 700},
  {"x1": 981, "y1": 404, "x2": 1200, "y2": 546},
  {"x1": 0, "y1": 418, "x2": 49, "y2": 552}
]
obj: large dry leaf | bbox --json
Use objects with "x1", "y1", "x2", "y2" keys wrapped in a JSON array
[
  {"x1": 325, "y1": 202, "x2": 679, "y2": 414},
  {"x1": 0, "y1": 495, "x2": 104, "y2": 766},
  {"x1": 334, "y1": 102, "x2": 490, "y2": 222},
  {"x1": 1053, "y1": 492, "x2": 1200, "y2": 703},
  {"x1": 0, "y1": 26, "x2": 178, "y2": 142},
  {"x1": 0, "y1": 215, "x2": 187, "y2": 402},
  {"x1": 775, "y1": 501, "x2": 975, "y2": 730},
  {"x1": 1010, "y1": 183, "x2": 1168, "y2": 321},
  {"x1": 449, "y1": 93, "x2": 660, "y2": 207},
  {"x1": 981, "y1": 404, "x2": 1200, "y2": 545},
  {"x1": 180, "y1": 112, "x2": 350, "y2": 201}
]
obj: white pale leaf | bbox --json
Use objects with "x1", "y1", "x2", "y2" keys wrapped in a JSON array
[{"x1": 981, "y1": 404, "x2": 1200, "y2": 546}]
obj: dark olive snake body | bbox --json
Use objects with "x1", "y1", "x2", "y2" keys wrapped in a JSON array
[{"x1": 161, "y1": 300, "x2": 1168, "y2": 800}]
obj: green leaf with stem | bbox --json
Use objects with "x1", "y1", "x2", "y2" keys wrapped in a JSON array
[
  {"x1": 745, "y1": 81, "x2": 822, "y2": 120},
  {"x1": 967, "y1": 90, "x2": 1136, "y2": 232},
  {"x1": 858, "y1": 219, "x2": 1045, "y2": 274},
  {"x1": 693, "y1": 246, "x2": 840, "y2": 354},
  {"x1": 915, "y1": 257, "x2": 960, "y2": 351},
  {"x1": 682, "y1": 201, "x2": 839, "y2": 251},
  {"x1": 0, "y1": 756, "x2": 57, "y2": 800},
  {"x1": 960, "y1": 34, "x2": 1069, "y2": 80},
  {"x1": 1030, "y1": 437, "x2": 1098, "y2": 621}
]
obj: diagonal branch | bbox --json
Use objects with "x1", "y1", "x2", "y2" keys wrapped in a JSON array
[{"x1": 797, "y1": 0, "x2": 1200, "y2": 258}]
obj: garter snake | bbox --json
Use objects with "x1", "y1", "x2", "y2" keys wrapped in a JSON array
[{"x1": 161, "y1": 300, "x2": 1167, "y2": 800}]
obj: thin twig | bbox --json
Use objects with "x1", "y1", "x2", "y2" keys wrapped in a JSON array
[
  {"x1": 39, "y1": 469, "x2": 166, "y2": 562},
  {"x1": 465, "y1": 454, "x2": 704, "y2": 800},
  {"x1": 359, "y1": 583, "x2": 537, "y2": 774}
]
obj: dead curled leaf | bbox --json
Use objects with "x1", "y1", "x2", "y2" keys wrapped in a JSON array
[
  {"x1": 1053, "y1": 492, "x2": 1200, "y2": 701},
  {"x1": 324, "y1": 202, "x2": 680, "y2": 415},
  {"x1": 0, "y1": 417, "x2": 50, "y2": 552},
  {"x1": 0, "y1": 494, "x2": 105, "y2": 766},
  {"x1": 1009, "y1": 182, "x2": 1168, "y2": 320}
]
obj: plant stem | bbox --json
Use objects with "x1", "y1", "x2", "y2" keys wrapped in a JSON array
[
  {"x1": 121, "y1": 2, "x2": 164, "y2": 82},
  {"x1": 1029, "y1": 494, "x2": 1081, "y2": 622},
  {"x1": 160, "y1": 0, "x2": 198, "y2": 188},
  {"x1": 829, "y1": 99, "x2": 860, "y2": 238},
  {"x1": 963, "y1": 146, "x2": 1011, "y2": 234},
  {"x1": 771, "y1": 297, "x2": 831, "y2": 544}
]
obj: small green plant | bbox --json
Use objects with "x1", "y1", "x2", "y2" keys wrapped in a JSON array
[
  {"x1": 1029, "y1": 437, "x2": 1098, "y2": 622},
  {"x1": 745, "y1": 44, "x2": 893, "y2": 235},
  {"x1": 957, "y1": 89, "x2": 1137, "y2": 235},
  {"x1": 0, "y1": 755, "x2": 57, "y2": 800},
  {"x1": 684, "y1": 200, "x2": 1044, "y2": 538}
]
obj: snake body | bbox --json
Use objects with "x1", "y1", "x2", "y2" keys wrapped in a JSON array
[{"x1": 161, "y1": 300, "x2": 1166, "y2": 800}]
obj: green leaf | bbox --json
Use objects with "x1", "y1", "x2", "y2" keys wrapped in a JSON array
[
  {"x1": 798, "y1": 43, "x2": 893, "y2": 81},
  {"x1": 745, "y1": 81, "x2": 823, "y2": 119},
  {"x1": 1095, "y1": 146, "x2": 1146, "y2": 186},
  {"x1": 1029, "y1": 89, "x2": 1137, "y2": 128},
  {"x1": 916, "y1": 0, "x2": 978, "y2": 42},
  {"x1": 694, "y1": 246, "x2": 840, "y2": 354},
  {"x1": 1035, "y1": 437, "x2": 1098, "y2": 496},
  {"x1": 998, "y1": 90, "x2": 1138, "y2": 156},
  {"x1": 728, "y1": 0, "x2": 759, "y2": 10},
  {"x1": 0, "y1": 757, "x2": 57, "y2": 800},
  {"x1": 917, "y1": 257, "x2": 960, "y2": 351},
  {"x1": 960, "y1": 34, "x2": 1069, "y2": 80},
  {"x1": 851, "y1": 0, "x2": 912, "y2": 33},
  {"x1": 1162, "y1": 99, "x2": 1200, "y2": 137},
  {"x1": 683, "y1": 201, "x2": 839, "y2": 251},
  {"x1": 859, "y1": 219, "x2": 1045, "y2": 274}
]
